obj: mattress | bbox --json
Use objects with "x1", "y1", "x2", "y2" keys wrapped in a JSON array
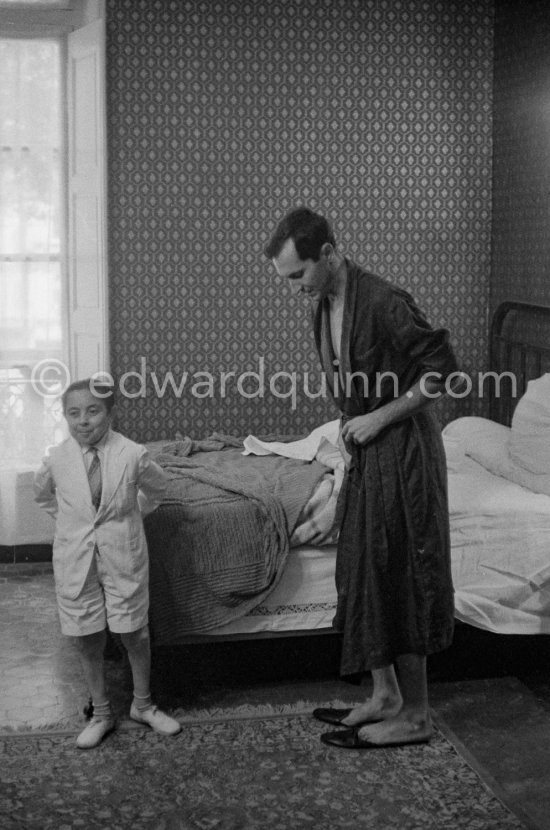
[{"x1": 200, "y1": 543, "x2": 338, "y2": 637}]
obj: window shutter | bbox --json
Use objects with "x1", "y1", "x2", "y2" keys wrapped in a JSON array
[{"x1": 67, "y1": 17, "x2": 108, "y2": 381}]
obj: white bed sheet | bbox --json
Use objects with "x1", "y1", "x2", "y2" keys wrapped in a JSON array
[{"x1": 449, "y1": 451, "x2": 550, "y2": 634}]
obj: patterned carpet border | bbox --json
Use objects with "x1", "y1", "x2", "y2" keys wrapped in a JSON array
[{"x1": 0, "y1": 708, "x2": 527, "y2": 830}]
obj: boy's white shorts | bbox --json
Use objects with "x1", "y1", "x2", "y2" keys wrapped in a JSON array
[{"x1": 56, "y1": 550, "x2": 149, "y2": 636}]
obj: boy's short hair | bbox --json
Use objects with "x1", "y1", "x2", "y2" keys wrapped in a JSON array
[{"x1": 61, "y1": 378, "x2": 116, "y2": 413}]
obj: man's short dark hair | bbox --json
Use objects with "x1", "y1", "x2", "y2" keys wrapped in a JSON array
[
  {"x1": 264, "y1": 207, "x2": 336, "y2": 262},
  {"x1": 61, "y1": 378, "x2": 115, "y2": 413}
]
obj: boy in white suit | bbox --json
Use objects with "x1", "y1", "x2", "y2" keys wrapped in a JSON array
[{"x1": 34, "y1": 378, "x2": 182, "y2": 748}]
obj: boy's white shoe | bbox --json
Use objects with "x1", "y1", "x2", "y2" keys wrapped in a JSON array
[
  {"x1": 76, "y1": 715, "x2": 116, "y2": 749},
  {"x1": 130, "y1": 703, "x2": 182, "y2": 736}
]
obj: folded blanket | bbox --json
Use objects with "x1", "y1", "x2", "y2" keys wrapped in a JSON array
[{"x1": 144, "y1": 438, "x2": 328, "y2": 643}]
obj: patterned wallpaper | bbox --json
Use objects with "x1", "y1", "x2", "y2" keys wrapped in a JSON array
[
  {"x1": 491, "y1": 0, "x2": 550, "y2": 315},
  {"x1": 106, "y1": 0, "x2": 494, "y2": 442}
]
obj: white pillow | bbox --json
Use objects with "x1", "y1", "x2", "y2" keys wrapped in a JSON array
[
  {"x1": 442, "y1": 433, "x2": 466, "y2": 473},
  {"x1": 509, "y1": 374, "x2": 550, "y2": 475},
  {"x1": 443, "y1": 416, "x2": 513, "y2": 477},
  {"x1": 444, "y1": 412, "x2": 550, "y2": 497}
]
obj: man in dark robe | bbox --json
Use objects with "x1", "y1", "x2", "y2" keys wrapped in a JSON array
[{"x1": 264, "y1": 207, "x2": 458, "y2": 749}]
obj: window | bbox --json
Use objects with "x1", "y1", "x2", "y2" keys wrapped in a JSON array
[
  {"x1": 0, "y1": 4, "x2": 106, "y2": 545},
  {"x1": 0, "y1": 4, "x2": 107, "y2": 474},
  {"x1": 0, "y1": 36, "x2": 66, "y2": 464}
]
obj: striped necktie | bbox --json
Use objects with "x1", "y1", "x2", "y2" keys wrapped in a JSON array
[{"x1": 87, "y1": 447, "x2": 102, "y2": 510}]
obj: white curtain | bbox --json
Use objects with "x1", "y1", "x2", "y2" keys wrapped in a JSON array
[{"x1": 0, "y1": 37, "x2": 65, "y2": 543}]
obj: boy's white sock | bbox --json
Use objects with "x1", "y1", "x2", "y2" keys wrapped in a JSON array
[
  {"x1": 132, "y1": 692, "x2": 153, "y2": 713},
  {"x1": 92, "y1": 699, "x2": 112, "y2": 720}
]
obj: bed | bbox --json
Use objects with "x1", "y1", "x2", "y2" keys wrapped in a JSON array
[{"x1": 144, "y1": 300, "x2": 550, "y2": 646}]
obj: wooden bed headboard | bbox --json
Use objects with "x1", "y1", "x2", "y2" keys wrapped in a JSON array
[{"x1": 489, "y1": 301, "x2": 550, "y2": 426}]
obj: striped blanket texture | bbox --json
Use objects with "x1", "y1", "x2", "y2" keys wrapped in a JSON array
[{"x1": 144, "y1": 437, "x2": 329, "y2": 644}]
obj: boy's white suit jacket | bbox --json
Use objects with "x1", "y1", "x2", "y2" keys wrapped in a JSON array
[{"x1": 33, "y1": 430, "x2": 168, "y2": 601}]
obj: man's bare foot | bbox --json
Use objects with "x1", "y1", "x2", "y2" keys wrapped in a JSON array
[
  {"x1": 355, "y1": 709, "x2": 432, "y2": 744},
  {"x1": 340, "y1": 693, "x2": 403, "y2": 727}
]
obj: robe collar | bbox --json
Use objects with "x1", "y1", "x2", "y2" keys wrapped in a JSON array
[{"x1": 317, "y1": 257, "x2": 357, "y2": 400}]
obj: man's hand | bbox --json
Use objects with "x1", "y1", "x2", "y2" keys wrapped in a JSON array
[
  {"x1": 340, "y1": 375, "x2": 447, "y2": 447},
  {"x1": 341, "y1": 411, "x2": 386, "y2": 446}
]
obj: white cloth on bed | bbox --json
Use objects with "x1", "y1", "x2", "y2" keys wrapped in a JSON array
[
  {"x1": 243, "y1": 419, "x2": 345, "y2": 547},
  {"x1": 290, "y1": 439, "x2": 345, "y2": 547},
  {"x1": 443, "y1": 417, "x2": 550, "y2": 635},
  {"x1": 242, "y1": 419, "x2": 341, "y2": 460}
]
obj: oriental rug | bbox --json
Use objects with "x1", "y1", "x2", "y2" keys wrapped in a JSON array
[{"x1": 0, "y1": 711, "x2": 526, "y2": 830}]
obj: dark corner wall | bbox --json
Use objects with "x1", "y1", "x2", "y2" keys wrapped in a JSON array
[
  {"x1": 491, "y1": 0, "x2": 550, "y2": 315},
  {"x1": 105, "y1": 0, "x2": 494, "y2": 442}
]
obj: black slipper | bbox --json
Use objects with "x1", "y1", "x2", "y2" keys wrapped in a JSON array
[
  {"x1": 320, "y1": 727, "x2": 430, "y2": 750},
  {"x1": 312, "y1": 707, "x2": 384, "y2": 727},
  {"x1": 312, "y1": 707, "x2": 354, "y2": 726}
]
